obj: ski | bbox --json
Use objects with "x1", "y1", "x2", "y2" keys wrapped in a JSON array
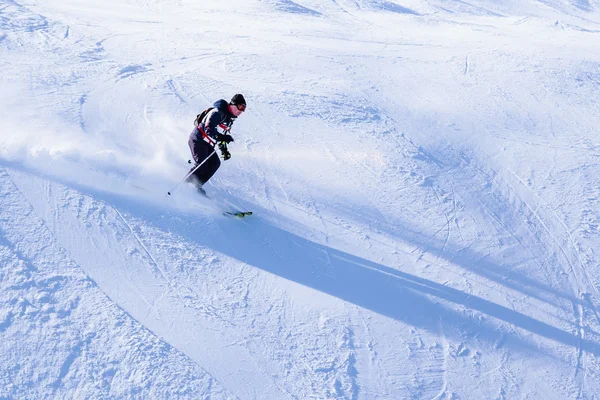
[{"x1": 223, "y1": 211, "x2": 253, "y2": 218}]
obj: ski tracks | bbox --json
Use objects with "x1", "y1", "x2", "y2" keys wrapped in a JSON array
[
  {"x1": 0, "y1": 169, "x2": 236, "y2": 399},
  {"x1": 5, "y1": 169, "x2": 295, "y2": 400},
  {"x1": 431, "y1": 317, "x2": 450, "y2": 400},
  {"x1": 381, "y1": 131, "x2": 599, "y2": 396},
  {"x1": 459, "y1": 156, "x2": 600, "y2": 395}
]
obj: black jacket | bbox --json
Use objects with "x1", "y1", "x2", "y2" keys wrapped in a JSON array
[{"x1": 190, "y1": 99, "x2": 236, "y2": 143}]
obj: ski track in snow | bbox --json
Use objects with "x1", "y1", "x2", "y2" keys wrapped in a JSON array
[
  {"x1": 15, "y1": 173, "x2": 300, "y2": 399},
  {"x1": 0, "y1": 169, "x2": 235, "y2": 399},
  {"x1": 2, "y1": 0, "x2": 600, "y2": 398}
]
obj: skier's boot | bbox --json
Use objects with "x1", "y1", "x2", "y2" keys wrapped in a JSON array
[
  {"x1": 197, "y1": 186, "x2": 208, "y2": 197},
  {"x1": 185, "y1": 173, "x2": 208, "y2": 197}
]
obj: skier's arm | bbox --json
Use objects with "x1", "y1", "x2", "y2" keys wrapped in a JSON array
[{"x1": 204, "y1": 110, "x2": 224, "y2": 140}]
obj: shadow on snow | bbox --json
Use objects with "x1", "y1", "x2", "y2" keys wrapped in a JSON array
[{"x1": 3, "y1": 162, "x2": 599, "y2": 358}]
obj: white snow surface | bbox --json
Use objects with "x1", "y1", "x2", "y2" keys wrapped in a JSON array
[{"x1": 1, "y1": 0, "x2": 600, "y2": 398}]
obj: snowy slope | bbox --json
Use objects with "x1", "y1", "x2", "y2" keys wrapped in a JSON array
[{"x1": 1, "y1": 0, "x2": 600, "y2": 398}]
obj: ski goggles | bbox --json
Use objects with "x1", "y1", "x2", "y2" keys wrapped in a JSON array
[{"x1": 236, "y1": 104, "x2": 246, "y2": 111}]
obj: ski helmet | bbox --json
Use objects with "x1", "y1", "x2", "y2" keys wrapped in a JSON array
[{"x1": 230, "y1": 94, "x2": 246, "y2": 106}]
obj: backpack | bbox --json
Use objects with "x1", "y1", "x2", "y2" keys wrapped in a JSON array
[{"x1": 193, "y1": 107, "x2": 214, "y2": 127}]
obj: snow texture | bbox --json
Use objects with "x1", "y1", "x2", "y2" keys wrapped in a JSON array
[{"x1": 1, "y1": 0, "x2": 600, "y2": 398}]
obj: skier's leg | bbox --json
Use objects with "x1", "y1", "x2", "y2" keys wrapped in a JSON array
[
  {"x1": 186, "y1": 139, "x2": 208, "y2": 188},
  {"x1": 186, "y1": 141, "x2": 200, "y2": 183},
  {"x1": 187, "y1": 140, "x2": 220, "y2": 194},
  {"x1": 195, "y1": 150, "x2": 221, "y2": 184}
]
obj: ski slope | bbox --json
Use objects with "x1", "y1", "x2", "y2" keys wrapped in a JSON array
[{"x1": 1, "y1": 0, "x2": 600, "y2": 398}]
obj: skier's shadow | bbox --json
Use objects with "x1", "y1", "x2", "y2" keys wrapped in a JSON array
[
  {"x1": 3, "y1": 162, "x2": 597, "y2": 358},
  {"x1": 201, "y1": 212, "x2": 600, "y2": 357}
]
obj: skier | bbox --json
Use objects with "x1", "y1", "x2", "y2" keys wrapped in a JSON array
[{"x1": 186, "y1": 94, "x2": 246, "y2": 196}]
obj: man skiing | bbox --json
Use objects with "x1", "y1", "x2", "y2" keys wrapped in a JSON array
[{"x1": 186, "y1": 94, "x2": 246, "y2": 195}]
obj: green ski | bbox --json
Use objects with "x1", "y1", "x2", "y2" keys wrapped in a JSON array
[{"x1": 223, "y1": 211, "x2": 253, "y2": 218}]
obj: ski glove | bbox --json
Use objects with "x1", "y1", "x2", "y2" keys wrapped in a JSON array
[
  {"x1": 215, "y1": 133, "x2": 234, "y2": 144},
  {"x1": 218, "y1": 143, "x2": 232, "y2": 160}
]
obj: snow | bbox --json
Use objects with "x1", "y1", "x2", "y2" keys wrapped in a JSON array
[{"x1": 1, "y1": 0, "x2": 600, "y2": 398}]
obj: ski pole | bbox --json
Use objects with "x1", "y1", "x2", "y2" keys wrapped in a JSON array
[{"x1": 166, "y1": 148, "x2": 217, "y2": 196}]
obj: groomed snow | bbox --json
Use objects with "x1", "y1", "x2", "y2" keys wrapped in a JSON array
[{"x1": 1, "y1": 0, "x2": 600, "y2": 398}]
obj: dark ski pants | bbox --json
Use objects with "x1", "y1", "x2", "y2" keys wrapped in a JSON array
[{"x1": 186, "y1": 138, "x2": 221, "y2": 187}]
